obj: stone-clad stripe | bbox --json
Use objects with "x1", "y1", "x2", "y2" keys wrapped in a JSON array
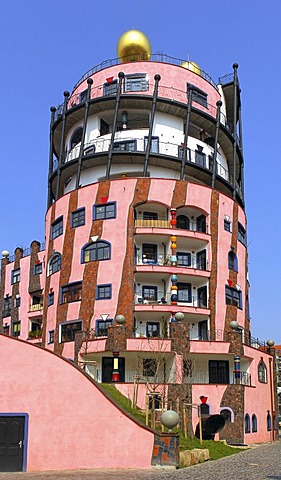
[
  {"x1": 209, "y1": 190, "x2": 219, "y2": 341},
  {"x1": 171, "y1": 180, "x2": 187, "y2": 209},
  {"x1": 42, "y1": 204, "x2": 57, "y2": 347},
  {"x1": 219, "y1": 384, "x2": 244, "y2": 444},
  {"x1": 116, "y1": 178, "x2": 151, "y2": 333},
  {"x1": 55, "y1": 190, "x2": 78, "y2": 355},
  {"x1": 225, "y1": 202, "x2": 239, "y2": 346},
  {"x1": 11, "y1": 248, "x2": 23, "y2": 324},
  {"x1": 28, "y1": 241, "x2": 42, "y2": 294},
  {"x1": 78, "y1": 181, "x2": 110, "y2": 333},
  {"x1": 0, "y1": 258, "x2": 8, "y2": 328}
]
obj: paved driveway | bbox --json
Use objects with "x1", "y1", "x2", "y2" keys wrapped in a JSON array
[{"x1": 1, "y1": 441, "x2": 280, "y2": 480}]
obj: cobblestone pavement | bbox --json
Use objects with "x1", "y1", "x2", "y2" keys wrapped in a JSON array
[{"x1": 1, "y1": 441, "x2": 280, "y2": 480}]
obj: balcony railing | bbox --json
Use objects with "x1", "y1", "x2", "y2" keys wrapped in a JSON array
[
  {"x1": 135, "y1": 217, "x2": 209, "y2": 234},
  {"x1": 29, "y1": 303, "x2": 43, "y2": 312},
  {"x1": 135, "y1": 290, "x2": 208, "y2": 308},
  {"x1": 185, "y1": 370, "x2": 250, "y2": 385},
  {"x1": 136, "y1": 254, "x2": 208, "y2": 270},
  {"x1": 7, "y1": 242, "x2": 46, "y2": 264}
]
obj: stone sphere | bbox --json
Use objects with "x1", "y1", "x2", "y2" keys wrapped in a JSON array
[
  {"x1": 266, "y1": 339, "x2": 275, "y2": 347},
  {"x1": 229, "y1": 320, "x2": 239, "y2": 330},
  {"x1": 115, "y1": 314, "x2": 126, "y2": 325},
  {"x1": 161, "y1": 410, "x2": 180, "y2": 430}
]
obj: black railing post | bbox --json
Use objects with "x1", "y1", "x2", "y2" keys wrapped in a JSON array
[
  {"x1": 105, "y1": 72, "x2": 124, "y2": 180},
  {"x1": 232, "y1": 63, "x2": 238, "y2": 199},
  {"x1": 238, "y1": 98, "x2": 245, "y2": 199},
  {"x1": 180, "y1": 87, "x2": 193, "y2": 180},
  {"x1": 55, "y1": 91, "x2": 70, "y2": 200},
  {"x1": 143, "y1": 74, "x2": 161, "y2": 177},
  {"x1": 75, "y1": 78, "x2": 93, "y2": 189},
  {"x1": 47, "y1": 106, "x2": 56, "y2": 208},
  {"x1": 211, "y1": 100, "x2": 222, "y2": 189}
]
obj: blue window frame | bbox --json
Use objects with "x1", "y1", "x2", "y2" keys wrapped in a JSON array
[
  {"x1": 245, "y1": 413, "x2": 250, "y2": 433},
  {"x1": 225, "y1": 286, "x2": 242, "y2": 309},
  {"x1": 144, "y1": 136, "x2": 159, "y2": 153},
  {"x1": 96, "y1": 284, "x2": 112, "y2": 300},
  {"x1": 103, "y1": 79, "x2": 118, "y2": 96},
  {"x1": 33, "y1": 263, "x2": 43, "y2": 275},
  {"x1": 142, "y1": 243, "x2": 157, "y2": 264},
  {"x1": 3, "y1": 295, "x2": 12, "y2": 317},
  {"x1": 238, "y1": 222, "x2": 247, "y2": 246},
  {"x1": 81, "y1": 240, "x2": 111, "y2": 263},
  {"x1": 113, "y1": 140, "x2": 136, "y2": 151},
  {"x1": 142, "y1": 286, "x2": 158, "y2": 302},
  {"x1": 252, "y1": 414, "x2": 258, "y2": 433},
  {"x1": 228, "y1": 251, "x2": 238, "y2": 272},
  {"x1": 48, "y1": 292, "x2": 54, "y2": 306},
  {"x1": 176, "y1": 215, "x2": 190, "y2": 230},
  {"x1": 258, "y1": 361, "x2": 267, "y2": 383},
  {"x1": 96, "y1": 319, "x2": 113, "y2": 336},
  {"x1": 125, "y1": 74, "x2": 148, "y2": 92},
  {"x1": 93, "y1": 202, "x2": 116, "y2": 220},
  {"x1": 51, "y1": 216, "x2": 63, "y2": 239},
  {"x1": 177, "y1": 282, "x2": 192, "y2": 303},
  {"x1": 224, "y1": 218, "x2": 231, "y2": 232},
  {"x1": 11, "y1": 268, "x2": 20, "y2": 284},
  {"x1": 146, "y1": 322, "x2": 160, "y2": 338},
  {"x1": 177, "y1": 252, "x2": 191, "y2": 267},
  {"x1": 60, "y1": 282, "x2": 82, "y2": 304},
  {"x1": 48, "y1": 253, "x2": 62, "y2": 275},
  {"x1": 71, "y1": 208, "x2": 85, "y2": 228}
]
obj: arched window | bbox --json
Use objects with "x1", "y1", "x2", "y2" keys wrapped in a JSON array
[
  {"x1": 70, "y1": 127, "x2": 83, "y2": 149},
  {"x1": 176, "y1": 215, "x2": 190, "y2": 230},
  {"x1": 81, "y1": 240, "x2": 110, "y2": 263},
  {"x1": 245, "y1": 413, "x2": 250, "y2": 434},
  {"x1": 220, "y1": 408, "x2": 233, "y2": 424},
  {"x1": 48, "y1": 253, "x2": 62, "y2": 276},
  {"x1": 267, "y1": 411, "x2": 272, "y2": 431},
  {"x1": 252, "y1": 414, "x2": 258, "y2": 433},
  {"x1": 228, "y1": 250, "x2": 238, "y2": 272},
  {"x1": 258, "y1": 361, "x2": 267, "y2": 383}
]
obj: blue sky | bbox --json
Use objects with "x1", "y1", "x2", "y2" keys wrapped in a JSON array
[{"x1": 0, "y1": 0, "x2": 280, "y2": 342}]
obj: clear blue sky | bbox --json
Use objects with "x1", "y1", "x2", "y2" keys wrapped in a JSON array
[{"x1": 0, "y1": 0, "x2": 280, "y2": 342}]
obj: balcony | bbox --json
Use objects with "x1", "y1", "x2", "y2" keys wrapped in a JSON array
[
  {"x1": 185, "y1": 370, "x2": 251, "y2": 386},
  {"x1": 135, "y1": 292, "x2": 208, "y2": 309},
  {"x1": 29, "y1": 303, "x2": 43, "y2": 312}
]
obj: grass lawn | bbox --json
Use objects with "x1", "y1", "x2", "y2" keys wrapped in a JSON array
[{"x1": 99, "y1": 383, "x2": 245, "y2": 461}]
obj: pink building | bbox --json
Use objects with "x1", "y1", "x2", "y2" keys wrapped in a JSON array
[{"x1": 0, "y1": 30, "x2": 277, "y2": 471}]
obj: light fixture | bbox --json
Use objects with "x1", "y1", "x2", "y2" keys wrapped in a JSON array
[
  {"x1": 122, "y1": 111, "x2": 128, "y2": 129},
  {"x1": 1, "y1": 250, "x2": 9, "y2": 258}
]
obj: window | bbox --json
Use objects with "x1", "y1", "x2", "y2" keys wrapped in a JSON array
[
  {"x1": 142, "y1": 286, "x2": 158, "y2": 303},
  {"x1": 11, "y1": 268, "x2": 20, "y2": 284},
  {"x1": 48, "y1": 330, "x2": 55, "y2": 344},
  {"x1": 71, "y1": 208, "x2": 85, "y2": 228},
  {"x1": 198, "y1": 320, "x2": 208, "y2": 340},
  {"x1": 96, "y1": 319, "x2": 113, "y2": 336},
  {"x1": 93, "y1": 202, "x2": 116, "y2": 220},
  {"x1": 60, "y1": 320, "x2": 82, "y2": 343},
  {"x1": 2, "y1": 325, "x2": 9, "y2": 336},
  {"x1": 188, "y1": 83, "x2": 208, "y2": 108},
  {"x1": 267, "y1": 411, "x2": 272, "y2": 431},
  {"x1": 3, "y1": 296, "x2": 12, "y2": 317},
  {"x1": 177, "y1": 283, "x2": 192, "y2": 303},
  {"x1": 220, "y1": 409, "x2": 232, "y2": 423},
  {"x1": 245, "y1": 414, "x2": 250, "y2": 434},
  {"x1": 225, "y1": 286, "x2": 242, "y2": 309},
  {"x1": 224, "y1": 218, "x2": 232, "y2": 232},
  {"x1": 196, "y1": 214, "x2": 206, "y2": 233},
  {"x1": 96, "y1": 284, "x2": 112, "y2": 300},
  {"x1": 143, "y1": 359, "x2": 157, "y2": 377},
  {"x1": 197, "y1": 286, "x2": 208, "y2": 308},
  {"x1": 195, "y1": 148, "x2": 206, "y2": 167},
  {"x1": 146, "y1": 322, "x2": 160, "y2": 338},
  {"x1": 70, "y1": 128, "x2": 83, "y2": 149},
  {"x1": 228, "y1": 251, "x2": 238, "y2": 272},
  {"x1": 142, "y1": 243, "x2": 157, "y2": 264},
  {"x1": 196, "y1": 250, "x2": 207, "y2": 270},
  {"x1": 176, "y1": 215, "x2": 190, "y2": 230},
  {"x1": 144, "y1": 136, "x2": 159, "y2": 153},
  {"x1": 29, "y1": 319, "x2": 42, "y2": 336},
  {"x1": 51, "y1": 216, "x2": 63, "y2": 239},
  {"x1": 48, "y1": 253, "x2": 62, "y2": 275},
  {"x1": 48, "y1": 292, "x2": 54, "y2": 306},
  {"x1": 103, "y1": 79, "x2": 118, "y2": 96},
  {"x1": 12, "y1": 321, "x2": 21, "y2": 338},
  {"x1": 252, "y1": 414, "x2": 258, "y2": 433},
  {"x1": 15, "y1": 296, "x2": 21, "y2": 308},
  {"x1": 238, "y1": 222, "x2": 247, "y2": 246},
  {"x1": 34, "y1": 263, "x2": 43, "y2": 275},
  {"x1": 209, "y1": 360, "x2": 229, "y2": 384},
  {"x1": 177, "y1": 252, "x2": 191, "y2": 267},
  {"x1": 79, "y1": 89, "x2": 87, "y2": 103},
  {"x1": 113, "y1": 140, "x2": 136, "y2": 151},
  {"x1": 258, "y1": 361, "x2": 267, "y2": 383},
  {"x1": 125, "y1": 74, "x2": 148, "y2": 92},
  {"x1": 60, "y1": 282, "x2": 82, "y2": 304},
  {"x1": 82, "y1": 240, "x2": 111, "y2": 263},
  {"x1": 143, "y1": 211, "x2": 158, "y2": 220}
]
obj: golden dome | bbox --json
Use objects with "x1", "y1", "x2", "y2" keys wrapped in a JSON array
[
  {"x1": 117, "y1": 29, "x2": 151, "y2": 63},
  {"x1": 181, "y1": 61, "x2": 201, "y2": 76}
]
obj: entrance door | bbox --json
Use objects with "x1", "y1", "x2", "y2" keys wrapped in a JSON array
[
  {"x1": 0, "y1": 416, "x2": 25, "y2": 472},
  {"x1": 102, "y1": 357, "x2": 125, "y2": 383}
]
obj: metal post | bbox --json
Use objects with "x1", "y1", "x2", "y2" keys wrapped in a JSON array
[
  {"x1": 211, "y1": 100, "x2": 222, "y2": 188},
  {"x1": 232, "y1": 63, "x2": 238, "y2": 199},
  {"x1": 180, "y1": 87, "x2": 193, "y2": 180},
  {"x1": 55, "y1": 91, "x2": 70, "y2": 200},
  {"x1": 105, "y1": 72, "x2": 124, "y2": 180},
  {"x1": 238, "y1": 100, "x2": 245, "y2": 199},
  {"x1": 47, "y1": 106, "x2": 56, "y2": 208},
  {"x1": 143, "y1": 74, "x2": 161, "y2": 177},
  {"x1": 75, "y1": 78, "x2": 93, "y2": 189}
]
